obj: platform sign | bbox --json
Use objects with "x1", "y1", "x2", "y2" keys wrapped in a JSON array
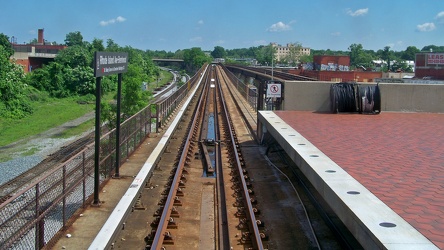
[
  {"x1": 92, "y1": 51, "x2": 128, "y2": 205},
  {"x1": 266, "y1": 82, "x2": 281, "y2": 98},
  {"x1": 94, "y1": 52, "x2": 128, "y2": 77}
]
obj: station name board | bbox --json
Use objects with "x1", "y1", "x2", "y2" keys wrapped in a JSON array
[
  {"x1": 94, "y1": 52, "x2": 128, "y2": 77},
  {"x1": 427, "y1": 53, "x2": 444, "y2": 65}
]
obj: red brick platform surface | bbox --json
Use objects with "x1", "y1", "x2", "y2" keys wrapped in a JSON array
[{"x1": 274, "y1": 111, "x2": 444, "y2": 249}]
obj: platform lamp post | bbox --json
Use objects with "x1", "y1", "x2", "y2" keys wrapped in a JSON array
[
  {"x1": 271, "y1": 48, "x2": 274, "y2": 81},
  {"x1": 92, "y1": 52, "x2": 128, "y2": 205}
]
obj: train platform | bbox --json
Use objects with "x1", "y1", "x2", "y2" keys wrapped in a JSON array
[
  {"x1": 51, "y1": 132, "x2": 165, "y2": 250},
  {"x1": 259, "y1": 110, "x2": 443, "y2": 249}
]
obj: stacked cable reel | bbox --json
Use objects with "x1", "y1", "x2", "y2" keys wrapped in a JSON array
[{"x1": 330, "y1": 82, "x2": 381, "y2": 114}]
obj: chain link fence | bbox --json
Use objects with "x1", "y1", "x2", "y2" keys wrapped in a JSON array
[{"x1": 0, "y1": 105, "x2": 151, "y2": 249}]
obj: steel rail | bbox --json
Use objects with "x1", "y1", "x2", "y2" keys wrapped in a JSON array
[
  {"x1": 213, "y1": 69, "x2": 231, "y2": 249},
  {"x1": 150, "y1": 68, "x2": 211, "y2": 249},
  {"x1": 216, "y1": 65, "x2": 265, "y2": 249}
]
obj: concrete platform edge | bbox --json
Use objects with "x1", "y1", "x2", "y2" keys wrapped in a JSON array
[{"x1": 258, "y1": 110, "x2": 438, "y2": 249}]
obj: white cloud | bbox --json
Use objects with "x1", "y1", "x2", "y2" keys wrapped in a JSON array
[
  {"x1": 267, "y1": 21, "x2": 292, "y2": 32},
  {"x1": 331, "y1": 32, "x2": 341, "y2": 36},
  {"x1": 436, "y1": 11, "x2": 444, "y2": 23},
  {"x1": 347, "y1": 8, "x2": 369, "y2": 17},
  {"x1": 189, "y1": 36, "x2": 202, "y2": 42},
  {"x1": 214, "y1": 40, "x2": 225, "y2": 45},
  {"x1": 416, "y1": 22, "x2": 436, "y2": 32},
  {"x1": 100, "y1": 16, "x2": 126, "y2": 26},
  {"x1": 197, "y1": 20, "x2": 204, "y2": 25}
]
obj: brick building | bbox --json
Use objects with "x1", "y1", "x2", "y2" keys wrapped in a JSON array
[
  {"x1": 10, "y1": 29, "x2": 66, "y2": 72},
  {"x1": 288, "y1": 55, "x2": 382, "y2": 82},
  {"x1": 313, "y1": 55, "x2": 350, "y2": 71},
  {"x1": 415, "y1": 53, "x2": 444, "y2": 80}
]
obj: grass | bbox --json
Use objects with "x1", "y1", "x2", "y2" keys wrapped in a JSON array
[
  {"x1": 21, "y1": 147, "x2": 40, "y2": 157},
  {"x1": 0, "y1": 97, "x2": 96, "y2": 147},
  {"x1": 0, "y1": 69, "x2": 173, "y2": 147},
  {"x1": 53, "y1": 117, "x2": 95, "y2": 138},
  {"x1": 148, "y1": 71, "x2": 174, "y2": 91}
]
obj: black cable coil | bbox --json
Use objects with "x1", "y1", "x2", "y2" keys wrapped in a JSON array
[
  {"x1": 330, "y1": 82, "x2": 358, "y2": 113},
  {"x1": 357, "y1": 84, "x2": 381, "y2": 114},
  {"x1": 330, "y1": 82, "x2": 381, "y2": 114}
]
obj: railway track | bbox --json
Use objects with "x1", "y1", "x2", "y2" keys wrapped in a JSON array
[
  {"x1": 0, "y1": 76, "x2": 176, "y2": 205},
  {"x1": 227, "y1": 65, "x2": 317, "y2": 81},
  {"x1": 142, "y1": 65, "x2": 265, "y2": 249},
  {"x1": 0, "y1": 134, "x2": 94, "y2": 204},
  {"x1": 107, "y1": 64, "x2": 351, "y2": 249}
]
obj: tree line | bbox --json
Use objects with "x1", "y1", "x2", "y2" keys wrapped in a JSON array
[
  {"x1": 1, "y1": 30, "x2": 442, "y2": 120},
  {"x1": 207, "y1": 43, "x2": 444, "y2": 72},
  {"x1": 0, "y1": 31, "x2": 212, "y2": 121}
]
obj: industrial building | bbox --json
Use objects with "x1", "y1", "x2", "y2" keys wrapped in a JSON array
[
  {"x1": 415, "y1": 52, "x2": 444, "y2": 80},
  {"x1": 10, "y1": 29, "x2": 66, "y2": 72}
]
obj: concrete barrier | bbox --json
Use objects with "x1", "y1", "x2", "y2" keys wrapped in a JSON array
[{"x1": 282, "y1": 81, "x2": 444, "y2": 113}]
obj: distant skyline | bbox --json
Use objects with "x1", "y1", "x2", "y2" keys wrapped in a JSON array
[{"x1": 1, "y1": 1, "x2": 443, "y2": 52}]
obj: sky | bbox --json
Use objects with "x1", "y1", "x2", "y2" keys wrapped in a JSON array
[{"x1": 1, "y1": 0, "x2": 444, "y2": 52}]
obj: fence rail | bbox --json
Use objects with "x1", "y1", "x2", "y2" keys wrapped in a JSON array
[
  {"x1": 219, "y1": 64, "x2": 257, "y2": 110},
  {"x1": 154, "y1": 65, "x2": 206, "y2": 132}
]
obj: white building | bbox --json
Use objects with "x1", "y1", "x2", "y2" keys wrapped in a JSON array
[{"x1": 271, "y1": 43, "x2": 311, "y2": 62}]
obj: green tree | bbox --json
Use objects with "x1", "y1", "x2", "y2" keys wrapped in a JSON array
[
  {"x1": 211, "y1": 46, "x2": 226, "y2": 58},
  {"x1": 282, "y1": 42, "x2": 303, "y2": 66},
  {"x1": 121, "y1": 64, "x2": 149, "y2": 117},
  {"x1": 402, "y1": 46, "x2": 420, "y2": 61},
  {"x1": 183, "y1": 47, "x2": 211, "y2": 72},
  {"x1": 348, "y1": 43, "x2": 373, "y2": 69},
  {"x1": 26, "y1": 66, "x2": 51, "y2": 91},
  {"x1": 299, "y1": 54, "x2": 313, "y2": 64},
  {"x1": 64, "y1": 31, "x2": 84, "y2": 47},
  {"x1": 421, "y1": 45, "x2": 444, "y2": 52},
  {"x1": 381, "y1": 46, "x2": 393, "y2": 71},
  {"x1": 55, "y1": 45, "x2": 92, "y2": 68},
  {"x1": 64, "y1": 66, "x2": 95, "y2": 95},
  {"x1": 27, "y1": 44, "x2": 94, "y2": 97},
  {"x1": 0, "y1": 33, "x2": 14, "y2": 57},
  {"x1": 0, "y1": 46, "x2": 32, "y2": 119},
  {"x1": 255, "y1": 45, "x2": 275, "y2": 66},
  {"x1": 91, "y1": 38, "x2": 105, "y2": 52},
  {"x1": 390, "y1": 59, "x2": 412, "y2": 72},
  {"x1": 106, "y1": 39, "x2": 120, "y2": 51}
]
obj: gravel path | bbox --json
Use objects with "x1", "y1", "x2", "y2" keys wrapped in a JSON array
[{"x1": 0, "y1": 112, "x2": 95, "y2": 185}]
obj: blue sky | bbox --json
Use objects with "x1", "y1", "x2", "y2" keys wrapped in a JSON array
[{"x1": 2, "y1": 0, "x2": 443, "y2": 52}]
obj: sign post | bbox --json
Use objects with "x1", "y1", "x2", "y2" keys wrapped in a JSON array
[{"x1": 92, "y1": 52, "x2": 128, "y2": 205}]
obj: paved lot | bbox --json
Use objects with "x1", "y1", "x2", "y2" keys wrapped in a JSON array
[{"x1": 274, "y1": 111, "x2": 444, "y2": 249}]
